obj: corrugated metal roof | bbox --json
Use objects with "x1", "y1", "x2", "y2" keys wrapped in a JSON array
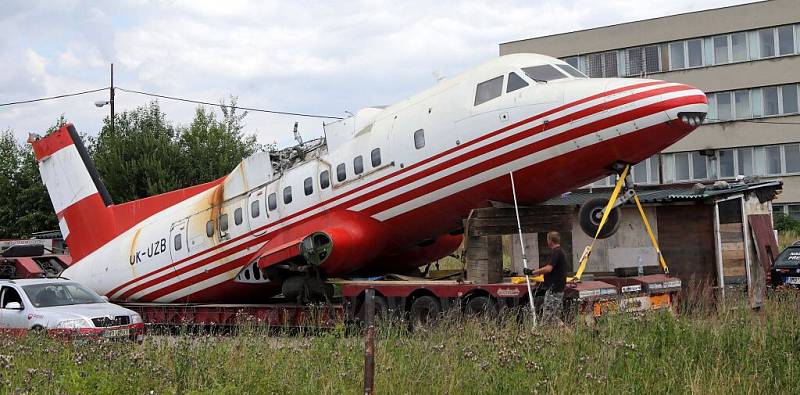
[{"x1": 543, "y1": 180, "x2": 783, "y2": 206}]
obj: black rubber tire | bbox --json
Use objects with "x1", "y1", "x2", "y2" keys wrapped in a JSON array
[
  {"x1": 356, "y1": 294, "x2": 388, "y2": 324},
  {"x1": 409, "y1": 296, "x2": 442, "y2": 327},
  {"x1": 578, "y1": 197, "x2": 622, "y2": 239},
  {"x1": 29, "y1": 325, "x2": 45, "y2": 334},
  {"x1": 464, "y1": 296, "x2": 497, "y2": 317},
  {"x1": 281, "y1": 276, "x2": 306, "y2": 302}
]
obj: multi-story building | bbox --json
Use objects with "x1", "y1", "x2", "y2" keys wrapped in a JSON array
[{"x1": 500, "y1": 0, "x2": 800, "y2": 218}]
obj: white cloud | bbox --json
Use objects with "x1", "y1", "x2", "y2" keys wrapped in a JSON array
[{"x1": 1, "y1": 0, "x2": 754, "y2": 146}]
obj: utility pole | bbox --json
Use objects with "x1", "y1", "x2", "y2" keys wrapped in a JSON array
[{"x1": 110, "y1": 63, "x2": 115, "y2": 134}]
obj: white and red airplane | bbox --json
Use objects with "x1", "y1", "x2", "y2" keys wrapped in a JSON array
[{"x1": 29, "y1": 53, "x2": 707, "y2": 303}]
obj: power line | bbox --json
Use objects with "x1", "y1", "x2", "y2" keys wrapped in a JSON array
[
  {"x1": 116, "y1": 87, "x2": 343, "y2": 120},
  {"x1": 704, "y1": 118, "x2": 800, "y2": 125},
  {"x1": 0, "y1": 87, "x2": 109, "y2": 107}
]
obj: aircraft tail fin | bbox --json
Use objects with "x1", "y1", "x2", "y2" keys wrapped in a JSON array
[{"x1": 29, "y1": 124, "x2": 115, "y2": 261}]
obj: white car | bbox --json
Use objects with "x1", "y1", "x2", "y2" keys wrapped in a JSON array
[{"x1": 0, "y1": 278, "x2": 144, "y2": 341}]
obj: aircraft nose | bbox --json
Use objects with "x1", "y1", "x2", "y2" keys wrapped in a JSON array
[{"x1": 601, "y1": 78, "x2": 708, "y2": 129}]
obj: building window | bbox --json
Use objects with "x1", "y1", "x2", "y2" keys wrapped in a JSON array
[
  {"x1": 785, "y1": 144, "x2": 800, "y2": 173},
  {"x1": 759, "y1": 29, "x2": 775, "y2": 58},
  {"x1": 414, "y1": 129, "x2": 425, "y2": 149},
  {"x1": 585, "y1": 51, "x2": 619, "y2": 77},
  {"x1": 763, "y1": 86, "x2": 780, "y2": 116},
  {"x1": 691, "y1": 152, "x2": 708, "y2": 179},
  {"x1": 778, "y1": 25, "x2": 795, "y2": 56},
  {"x1": 669, "y1": 42, "x2": 685, "y2": 70},
  {"x1": 674, "y1": 153, "x2": 690, "y2": 181},
  {"x1": 713, "y1": 35, "x2": 729, "y2": 64},
  {"x1": 283, "y1": 186, "x2": 292, "y2": 204},
  {"x1": 371, "y1": 148, "x2": 381, "y2": 167},
  {"x1": 731, "y1": 32, "x2": 748, "y2": 62},
  {"x1": 268, "y1": 193, "x2": 277, "y2": 211},
  {"x1": 337, "y1": 163, "x2": 346, "y2": 182},
  {"x1": 173, "y1": 234, "x2": 182, "y2": 251},
  {"x1": 474, "y1": 75, "x2": 504, "y2": 106},
  {"x1": 687, "y1": 39, "x2": 703, "y2": 67},
  {"x1": 304, "y1": 177, "x2": 313, "y2": 196},
  {"x1": 506, "y1": 72, "x2": 528, "y2": 93},
  {"x1": 734, "y1": 90, "x2": 751, "y2": 119},
  {"x1": 354, "y1": 155, "x2": 364, "y2": 175},
  {"x1": 789, "y1": 205, "x2": 800, "y2": 220},
  {"x1": 251, "y1": 200, "x2": 260, "y2": 218},
  {"x1": 563, "y1": 56, "x2": 579, "y2": 69},
  {"x1": 765, "y1": 145, "x2": 782, "y2": 175},
  {"x1": 206, "y1": 220, "x2": 214, "y2": 237},
  {"x1": 782, "y1": 84, "x2": 799, "y2": 114},
  {"x1": 219, "y1": 214, "x2": 229, "y2": 232},
  {"x1": 719, "y1": 149, "x2": 735, "y2": 178},
  {"x1": 234, "y1": 208, "x2": 243, "y2": 226},
  {"x1": 320, "y1": 170, "x2": 330, "y2": 189},
  {"x1": 716, "y1": 92, "x2": 732, "y2": 121},
  {"x1": 737, "y1": 147, "x2": 754, "y2": 176}
]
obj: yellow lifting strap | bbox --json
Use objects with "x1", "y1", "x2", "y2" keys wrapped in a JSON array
[{"x1": 572, "y1": 165, "x2": 669, "y2": 282}]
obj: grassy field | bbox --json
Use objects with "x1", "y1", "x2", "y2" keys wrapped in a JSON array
[{"x1": 1, "y1": 291, "x2": 799, "y2": 394}]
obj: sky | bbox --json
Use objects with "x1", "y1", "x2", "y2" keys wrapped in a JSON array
[{"x1": 1, "y1": 0, "x2": 755, "y2": 148}]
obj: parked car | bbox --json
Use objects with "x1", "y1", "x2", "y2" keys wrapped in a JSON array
[
  {"x1": 0, "y1": 278, "x2": 144, "y2": 341},
  {"x1": 771, "y1": 242, "x2": 800, "y2": 288}
]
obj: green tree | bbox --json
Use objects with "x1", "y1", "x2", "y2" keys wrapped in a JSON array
[
  {"x1": 90, "y1": 101, "x2": 184, "y2": 203},
  {"x1": 0, "y1": 128, "x2": 57, "y2": 238},
  {"x1": 179, "y1": 98, "x2": 259, "y2": 184}
]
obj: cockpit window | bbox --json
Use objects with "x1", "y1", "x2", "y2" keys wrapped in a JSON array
[
  {"x1": 557, "y1": 64, "x2": 587, "y2": 78},
  {"x1": 522, "y1": 65, "x2": 567, "y2": 82},
  {"x1": 506, "y1": 72, "x2": 529, "y2": 93},
  {"x1": 474, "y1": 75, "x2": 504, "y2": 106}
]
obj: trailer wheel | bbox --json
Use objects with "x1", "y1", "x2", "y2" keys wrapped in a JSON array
[
  {"x1": 464, "y1": 296, "x2": 496, "y2": 317},
  {"x1": 578, "y1": 197, "x2": 621, "y2": 239},
  {"x1": 356, "y1": 293, "x2": 388, "y2": 324},
  {"x1": 409, "y1": 296, "x2": 441, "y2": 327}
]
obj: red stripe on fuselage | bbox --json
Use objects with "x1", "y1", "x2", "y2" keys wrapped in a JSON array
[
  {"x1": 130, "y1": 92, "x2": 703, "y2": 302},
  {"x1": 108, "y1": 81, "x2": 674, "y2": 299}
]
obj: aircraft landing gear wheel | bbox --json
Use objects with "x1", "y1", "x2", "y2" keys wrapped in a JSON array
[
  {"x1": 579, "y1": 197, "x2": 621, "y2": 239},
  {"x1": 409, "y1": 296, "x2": 441, "y2": 328},
  {"x1": 282, "y1": 275, "x2": 332, "y2": 303}
]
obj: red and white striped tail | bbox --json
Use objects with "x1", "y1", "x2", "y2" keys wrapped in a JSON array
[{"x1": 29, "y1": 124, "x2": 115, "y2": 261}]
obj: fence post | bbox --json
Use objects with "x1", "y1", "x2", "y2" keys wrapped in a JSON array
[{"x1": 364, "y1": 288, "x2": 375, "y2": 395}]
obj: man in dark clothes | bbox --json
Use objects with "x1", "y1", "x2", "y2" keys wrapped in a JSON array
[{"x1": 523, "y1": 231, "x2": 567, "y2": 325}]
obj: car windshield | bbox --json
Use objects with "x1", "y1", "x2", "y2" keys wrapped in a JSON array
[{"x1": 22, "y1": 282, "x2": 105, "y2": 307}]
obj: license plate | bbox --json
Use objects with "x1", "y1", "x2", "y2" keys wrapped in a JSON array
[
  {"x1": 785, "y1": 277, "x2": 800, "y2": 285},
  {"x1": 104, "y1": 328, "x2": 130, "y2": 338}
]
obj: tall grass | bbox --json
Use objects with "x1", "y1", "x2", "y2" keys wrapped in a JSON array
[{"x1": 1, "y1": 290, "x2": 799, "y2": 394}]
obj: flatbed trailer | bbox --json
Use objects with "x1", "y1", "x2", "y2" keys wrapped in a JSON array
[
  {"x1": 1, "y1": 248, "x2": 682, "y2": 330},
  {"x1": 121, "y1": 274, "x2": 682, "y2": 329}
]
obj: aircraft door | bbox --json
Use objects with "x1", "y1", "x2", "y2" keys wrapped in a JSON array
[
  {"x1": 169, "y1": 219, "x2": 190, "y2": 263},
  {"x1": 248, "y1": 187, "x2": 269, "y2": 231}
]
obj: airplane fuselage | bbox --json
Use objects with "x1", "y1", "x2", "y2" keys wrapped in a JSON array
[{"x1": 33, "y1": 54, "x2": 707, "y2": 303}]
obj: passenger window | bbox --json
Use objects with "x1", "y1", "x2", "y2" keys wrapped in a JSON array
[
  {"x1": 206, "y1": 220, "x2": 214, "y2": 237},
  {"x1": 474, "y1": 75, "x2": 504, "y2": 106},
  {"x1": 354, "y1": 156, "x2": 364, "y2": 175},
  {"x1": 522, "y1": 65, "x2": 566, "y2": 82},
  {"x1": 371, "y1": 148, "x2": 381, "y2": 167},
  {"x1": 283, "y1": 186, "x2": 292, "y2": 204},
  {"x1": 219, "y1": 214, "x2": 229, "y2": 232},
  {"x1": 337, "y1": 163, "x2": 346, "y2": 182},
  {"x1": 251, "y1": 200, "x2": 260, "y2": 218},
  {"x1": 320, "y1": 170, "x2": 330, "y2": 189},
  {"x1": 268, "y1": 193, "x2": 277, "y2": 211},
  {"x1": 173, "y1": 234, "x2": 182, "y2": 251},
  {"x1": 506, "y1": 72, "x2": 529, "y2": 93},
  {"x1": 414, "y1": 129, "x2": 425, "y2": 149},
  {"x1": 304, "y1": 177, "x2": 313, "y2": 196},
  {"x1": 1, "y1": 287, "x2": 22, "y2": 308},
  {"x1": 234, "y1": 208, "x2": 243, "y2": 226}
]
